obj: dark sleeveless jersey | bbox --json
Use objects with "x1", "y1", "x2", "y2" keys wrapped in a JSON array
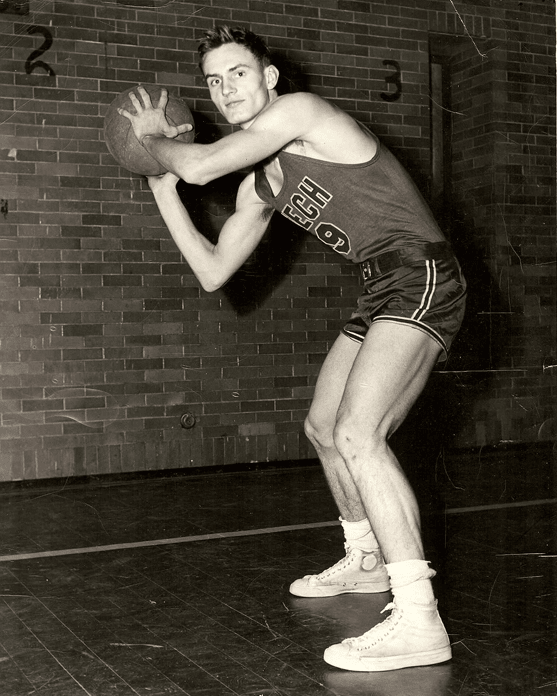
[{"x1": 254, "y1": 126, "x2": 446, "y2": 264}]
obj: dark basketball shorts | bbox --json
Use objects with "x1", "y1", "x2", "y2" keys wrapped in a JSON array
[{"x1": 341, "y1": 252, "x2": 467, "y2": 362}]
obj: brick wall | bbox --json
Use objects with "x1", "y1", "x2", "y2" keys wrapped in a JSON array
[{"x1": 0, "y1": 0, "x2": 554, "y2": 480}]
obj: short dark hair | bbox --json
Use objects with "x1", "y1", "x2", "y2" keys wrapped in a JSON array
[{"x1": 198, "y1": 25, "x2": 271, "y2": 73}]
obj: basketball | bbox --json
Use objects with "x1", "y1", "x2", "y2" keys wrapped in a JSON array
[{"x1": 104, "y1": 84, "x2": 195, "y2": 176}]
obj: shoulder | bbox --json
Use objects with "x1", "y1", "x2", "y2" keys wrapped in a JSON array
[
  {"x1": 249, "y1": 92, "x2": 354, "y2": 156},
  {"x1": 255, "y1": 93, "x2": 376, "y2": 164},
  {"x1": 251, "y1": 92, "x2": 334, "y2": 133},
  {"x1": 275, "y1": 91, "x2": 328, "y2": 109},
  {"x1": 265, "y1": 92, "x2": 332, "y2": 119}
]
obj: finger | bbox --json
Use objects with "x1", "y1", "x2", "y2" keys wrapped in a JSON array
[
  {"x1": 136, "y1": 85, "x2": 153, "y2": 109},
  {"x1": 117, "y1": 107, "x2": 134, "y2": 121},
  {"x1": 128, "y1": 92, "x2": 143, "y2": 114},
  {"x1": 175, "y1": 123, "x2": 193, "y2": 134},
  {"x1": 157, "y1": 88, "x2": 169, "y2": 110}
]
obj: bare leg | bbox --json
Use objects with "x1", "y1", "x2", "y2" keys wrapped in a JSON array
[
  {"x1": 292, "y1": 340, "x2": 391, "y2": 598},
  {"x1": 333, "y1": 322, "x2": 441, "y2": 562},
  {"x1": 293, "y1": 323, "x2": 440, "y2": 602},
  {"x1": 318, "y1": 324, "x2": 452, "y2": 672},
  {"x1": 302, "y1": 322, "x2": 439, "y2": 569},
  {"x1": 307, "y1": 323, "x2": 440, "y2": 562},
  {"x1": 304, "y1": 335, "x2": 366, "y2": 521}
]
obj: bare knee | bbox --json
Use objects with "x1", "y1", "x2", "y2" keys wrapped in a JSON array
[
  {"x1": 333, "y1": 415, "x2": 388, "y2": 466},
  {"x1": 304, "y1": 414, "x2": 335, "y2": 452}
]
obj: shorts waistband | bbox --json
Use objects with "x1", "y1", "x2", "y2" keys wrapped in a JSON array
[{"x1": 359, "y1": 242, "x2": 454, "y2": 282}]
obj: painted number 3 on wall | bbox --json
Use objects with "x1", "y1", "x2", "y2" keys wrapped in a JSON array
[
  {"x1": 25, "y1": 25, "x2": 55, "y2": 76},
  {"x1": 381, "y1": 60, "x2": 401, "y2": 102}
]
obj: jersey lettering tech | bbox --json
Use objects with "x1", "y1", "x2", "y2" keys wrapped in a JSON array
[{"x1": 254, "y1": 126, "x2": 446, "y2": 264}]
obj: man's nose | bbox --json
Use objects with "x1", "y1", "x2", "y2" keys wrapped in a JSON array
[{"x1": 221, "y1": 78, "x2": 236, "y2": 96}]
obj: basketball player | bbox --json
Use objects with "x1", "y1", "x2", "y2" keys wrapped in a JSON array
[{"x1": 119, "y1": 25, "x2": 466, "y2": 672}]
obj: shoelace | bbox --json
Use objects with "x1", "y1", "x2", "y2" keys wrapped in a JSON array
[
  {"x1": 343, "y1": 602, "x2": 398, "y2": 647},
  {"x1": 316, "y1": 543, "x2": 355, "y2": 580}
]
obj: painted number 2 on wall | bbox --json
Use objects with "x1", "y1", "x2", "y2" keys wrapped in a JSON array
[{"x1": 25, "y1": 25, "x2": 55, "y2": 76}]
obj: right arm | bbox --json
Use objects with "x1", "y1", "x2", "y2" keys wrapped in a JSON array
[{"x1": 149, "y1": 171, "x2": 273, "y2": 293}]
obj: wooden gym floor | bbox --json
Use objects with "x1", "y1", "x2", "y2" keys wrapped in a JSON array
[{"x1": 0, "y1": 444, "x2": 554, "y2": 696}]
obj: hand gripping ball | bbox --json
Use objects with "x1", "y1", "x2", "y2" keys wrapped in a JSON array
[{"x1": 104, "y1": 84, "x2": 195, "y2": 175}]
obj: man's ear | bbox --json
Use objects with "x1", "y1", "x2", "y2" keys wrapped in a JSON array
[{"x1": 265, "y1": 64, "x2": 279, "y2": 91}]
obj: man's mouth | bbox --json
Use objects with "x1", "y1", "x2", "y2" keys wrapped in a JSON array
[{"x1": 225, "y1": 100, "x2": 243, "y2": 108}]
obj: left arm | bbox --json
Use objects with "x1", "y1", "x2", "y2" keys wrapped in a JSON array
[{"x1": 119, "y1": 88, "x2": 328, "y2": 185}]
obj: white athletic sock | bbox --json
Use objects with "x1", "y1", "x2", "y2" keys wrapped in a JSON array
[
  {"x1": 386, "y1": 559, "x2": 436, "y2": 605},
  {"x1": 340, "y1": 517, "x2": 381, "y2": 554}
]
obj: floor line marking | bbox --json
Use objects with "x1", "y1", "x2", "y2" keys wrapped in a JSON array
[
  {"x1": 0, "y1": 521, "x2": 340, "y2": 562},
  {"x1": 0, "y1": 499, "x2": 555, "y2": 563},
  {"x1": 443, "y1": 498, "x2": 557, "y2": 514}
]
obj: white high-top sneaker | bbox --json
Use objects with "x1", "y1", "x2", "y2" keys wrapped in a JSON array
[
  {"x1": 323, "y1": 599, "x2": 452, "y2": 671},
  {"x1": 289, "y1": 545, "x2": 390, "y2": 597}
]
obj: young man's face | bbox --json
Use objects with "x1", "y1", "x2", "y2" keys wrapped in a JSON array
[{"x1": 202, "y1": 43, "x2": 277, "y2": 129}]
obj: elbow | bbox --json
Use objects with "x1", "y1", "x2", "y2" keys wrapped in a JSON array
[
  {"x1": 193, "y1": 171, "x2": 215, "y2": 187},
  {"x1": 199, "y1": 273, "x2": 230, "y2": 293},
  {"x1": 200, "y1": 279, "x2": 220, "y2": 293},
  {"x1": 181, "y1": 170, "x2": 212, "y2": 187},
  {"x1": 175, "y1": 161, "x2": 215, "y2": 187}
]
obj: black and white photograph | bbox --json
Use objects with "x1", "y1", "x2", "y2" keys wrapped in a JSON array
[{"x1": 0, "y1": 1, "x2": 555, "y2": 694}]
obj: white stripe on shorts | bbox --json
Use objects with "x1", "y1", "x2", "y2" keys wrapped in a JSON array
[{"x1": 411, "y1": 259, "x2": 437, "y2": 321}]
